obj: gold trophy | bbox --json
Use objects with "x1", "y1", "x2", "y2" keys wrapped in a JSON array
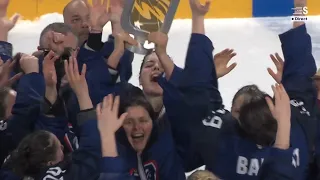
[{"x1": 121, "y1": 0, "x2": 180, "y2": 55}]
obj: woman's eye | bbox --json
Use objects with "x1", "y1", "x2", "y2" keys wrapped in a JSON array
[
  {"x1": 140, "y1": 119, "x2": 148, "y2": 123},
  {"x1": 124, "y1": 120, "x2": 132, "y2": 125}
]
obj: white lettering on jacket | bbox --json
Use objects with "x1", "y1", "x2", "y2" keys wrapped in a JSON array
[
  {"x1": 202, "y1": 109, "x2": 225, "y2": 129},
  {"x1": 43, "y1": 167, "x2": 66, "y2": 180},
  {"x1": 236, "y1": 148, "x2": 300, "y2": 176}
]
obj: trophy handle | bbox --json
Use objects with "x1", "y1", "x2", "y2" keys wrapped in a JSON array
[
  {"x1": 121, "y1": 0, "x2": 181, "y2": 54},
  {"x1": 160, "y1": 0, "x2": 180, "y2": 34},
  {"x1": 121, "y1": 0, "x2": 151, "y2": 54}
]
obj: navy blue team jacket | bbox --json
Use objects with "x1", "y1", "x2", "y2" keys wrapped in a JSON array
[{"x1": 159, "y1": 25, "x2": 317, "y2": 179}]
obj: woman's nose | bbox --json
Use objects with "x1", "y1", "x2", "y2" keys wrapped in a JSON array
[
  {"x1": 153, "y1": 65, "x2": 160, "y2": 71},
  {"x1": 133, "y1": 123, "x2": 142, "y2": 131}
]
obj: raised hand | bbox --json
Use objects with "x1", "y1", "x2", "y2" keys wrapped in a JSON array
[
  {"x1": 114, "y1": 32, "x2": 138, "y2": 51},
  {"x1": 85, "y1": 0, "x2": 110, "y2": 32},
  {"x1": 96, "y1": 94, "x2": 128, "y2": 135},
  {"x1": 148, "y1": 32, "x2": 168, "y2": 56},
  {"x1": 0, "y1": 0, "x2": 9, "y2": 10},
  {"x1": 0, "y1": 0, "x2": 20, "y2": 41},
  {"x1": 19, "y1": 54, "x2": 39, "y2": 74},
  {"x1": 0, "y1": 57, "x2": 22, "y2": 87},
  {"x1": 64, "y1": 51, "x2": 88, "y2": 97},
  {"x1": 214, "y1": 49, "x2": 237, "y2": 78},
  {"x1": 265, "y1": 84, "x2": 291, "y2": 123},
  {"x1": 109, "y1": 0, "x2": 124, "y2": 24},
  {"x1": 189, "y1": 0, "x2": 211, "y2": 16},
  {"x1": 42, "y1": 51, "x2": 59, "y2": 88},
  {"x1": 107, "y1": 32, "x2": 137, "y2": 69},
  {"x1": 267, "y1": 53, "x2": 284, "y2": 84},
  {"x1": 294, "y1": 0, "x2": 306, "y2": 7},
  {"x1": 40, "y1": 31, "x2": 66, "y2": 55},
  {"x1": 147, "y1": 31, "x2": 174, "y2": 80},
  {"x1": 266, "y1": 84, "x2": 291, "y2": 149}
]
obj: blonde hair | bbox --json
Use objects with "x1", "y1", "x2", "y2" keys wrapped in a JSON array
[{"x1": 187, "y1": 170, "x2": 220, "y2": 180}]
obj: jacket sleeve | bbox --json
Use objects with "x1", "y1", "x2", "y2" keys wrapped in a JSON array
[
  {"x1": 279, "y1": 24, "x2": 317, "y2": 111},
  {"x1": 77, "y1": 33, "x2": 106, "y2": 70},
  {"x1": 100, "y1": 35, "x2": 134, "y2": 82},
  {"x1": 180, "y1": 33, "x2": 214, "y2": 88},
  {"x1": 75, "y1": 109, "x2": 100, "y2": 152},
  {"x1": 0, "y1": 41, "x2": 12, "y2": 61},
  {"x1": 158, "y1": 33, "x2": 230, "y2": 171},
  {"x1": 98, "y1": 157, "x2": 134, "y2": 180},
  {"x1": 159, "y1": 33, "x2": 216, "y2": 121},
  {"x1": 6, "y1": 73, "x2": 45, "y2": 147},
  {"x1": 67, "y1": 109, "x2": 101, "y2": 180},
  {"x1": 279, "y1": 24, "x2": 316, "y2": 96},
  {"x1": 78, "y1": 34, "x2": 134, "y2": 84},
  {"x1": 279, "y1": 24, "x2": 318, "y2": 162},
  {"x1": 84, "y1": 35, "x2": 134, "y2": 105},
  {"x1": 258, "y1": 148, "x2": 295, "y2": 180},
  {"x1": 86, "y1": 33, "x2": 104, "y2": 51}
]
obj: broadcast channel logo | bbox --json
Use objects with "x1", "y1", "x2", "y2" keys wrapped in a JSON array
[{"x1": 291, "y1": 7, "x2": 308, "y2": 21}]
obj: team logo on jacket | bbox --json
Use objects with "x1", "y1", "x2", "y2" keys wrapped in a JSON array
[{"x1": 129, "y1": 160, "x2": 158, "y2": 180}]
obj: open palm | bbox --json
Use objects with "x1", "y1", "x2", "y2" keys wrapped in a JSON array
[
  {"x1": 109, "y1": 0, "x2": 124, "y2": 23},
  {"x1": 267, "y1": 53, "x2": 284, "y2": 84},
  {"x1": 85, "y1": 0, "x2": 110, "y2": 30},
  {"x1": 214, "y1": 49, "x2": 237, "y2": 78},
  {"x1": 0, "y1": 0, "x2": 19, "y2": 32}
]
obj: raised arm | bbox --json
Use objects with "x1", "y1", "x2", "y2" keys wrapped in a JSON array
[
  {"x1": 279, "y1": 0, "x2": 316, "y2": 95},
  {"x1": 97, "y1": 95, "x2": 133, "y2": 180},
  {"x1": 155, "y1": 0, "x2": 237, "y2": 172},
  {"x1": 258, "y1": 84, "x2": 295, "y2": 179},
  {"x1": 0, "y1": 0, "x2": 19, "y2": 61},
  {"x1": 7, "y1": 54, "x2": 43, "y2": 145}
]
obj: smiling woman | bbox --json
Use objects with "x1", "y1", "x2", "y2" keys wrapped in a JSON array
[{"x1": 5, "y1": 0, "x2": 320, "y2": 20}]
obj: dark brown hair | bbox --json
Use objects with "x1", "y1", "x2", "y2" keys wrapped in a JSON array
[{"x1": 4, "y1": 130, "x2": 58, "y2": 178}]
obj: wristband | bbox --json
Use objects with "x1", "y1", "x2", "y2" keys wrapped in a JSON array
[{"x1": 87, "y1": 33, "x2": 104, "y2": 51}]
